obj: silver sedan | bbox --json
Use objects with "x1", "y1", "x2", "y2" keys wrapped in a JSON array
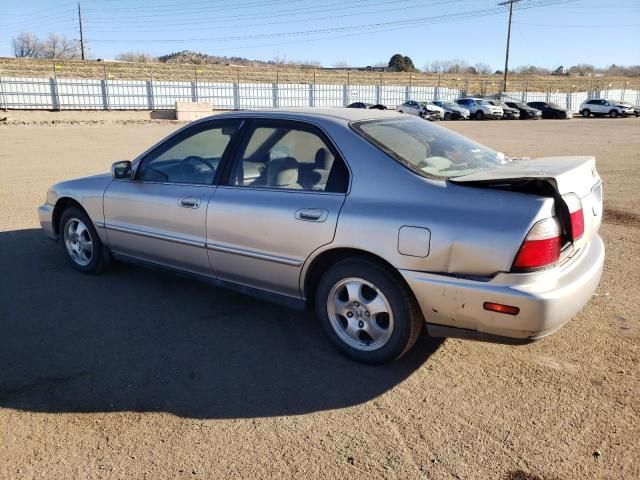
[{"x1": 38, "y1": 109, "x2": 605, "y2": 364}]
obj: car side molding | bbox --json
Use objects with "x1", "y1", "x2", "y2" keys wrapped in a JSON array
[{"x1": 110, "y1": 252, "x2": 306, "y2": 311}]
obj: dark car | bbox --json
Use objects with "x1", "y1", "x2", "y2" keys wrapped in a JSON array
[
  {"x1": 527, "y1": 101, "x2": 573, "y2": 119},
  {"x1": 347, "y1": 102, "x2": 387, "y2": 110},
  {"x1": 505, "y1": 101, "x2": 542, "y2": 120},
  {"x1": 633, "y1": 106, "x2": 640, "y2": 117},
  {"x1": 487, "y1": 100, "x2": 520, "y2": 119}
]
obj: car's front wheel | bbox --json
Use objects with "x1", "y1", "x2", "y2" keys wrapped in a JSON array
[
  {"x1": 315, "y1": 258, "x2": 423, "y2": 364},
  {"x1": 60, "y1": 206, "x2": 110, "y2": 274},
  {"x1": 609, "y1": 109, "x2": 619, "y2": 118},
  {"x1": 474, "y1": 110, "x2": 484, "y2": 120}
]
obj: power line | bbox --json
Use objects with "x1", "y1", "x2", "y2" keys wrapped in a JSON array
[{"x1": 86, "y1": 0, "x2": 467, "y2": 33}]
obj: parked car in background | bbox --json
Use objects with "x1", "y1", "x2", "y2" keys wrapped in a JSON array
[
  {"x1": 347, "y1": 102, "x2": 388, "y2": 110},
  {"x1": 432, "y1": 100, "x2": 470, "y2": 120},
  {"x1": 527, "y1": 101, "x2": 573, "y2": 119},
  {"x1": 505, "y1": 101, "x2": 542, "y2": 120},
  {"x1": 396, "y1": 100, "x2": 445, "y2": 119},
  {"x1": 38, "y1": 109, "x2": 605, "y2": 365},
  {"x1": 579, "y1": 99, "x2": 634, "y2": 118},
  {"x1": 396, "y1": 101, "x2": 444, "y2": 121},
  {"x1": 455, "y1": 97, "x2": 503, "y2": 120},
  {"x1": 487, "y1": 100, "x2": 520, "y2": 119},
  {"x1": 633, "y1": 105, "x2": 640, "y2": 117},
  {"x1": 419, "y1": 102, "x2": 445, "y2": 120}
]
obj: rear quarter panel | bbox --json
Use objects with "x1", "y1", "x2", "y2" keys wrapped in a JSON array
[{"x1": 303, "y1": 121, "x2": 556, "y2": 280}]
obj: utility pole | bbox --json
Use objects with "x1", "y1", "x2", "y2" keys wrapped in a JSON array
[
  {"x1": 78, "y1": 2, "x2": 85, "y2": 60},
  {"x1": 498, "y1": 0, "x2": 520, "y2": 94}
]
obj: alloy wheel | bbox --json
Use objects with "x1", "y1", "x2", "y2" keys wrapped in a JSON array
[
  {"x1": 63, "y1": 218, "x2": 93, "y2": 267},
  {"x1": 327, "y1": 277, "x2": 394, "y2": 351}
]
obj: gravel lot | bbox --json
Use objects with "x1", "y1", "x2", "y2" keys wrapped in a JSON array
[{"x1": 0, "y1": 117, "x2": 638, "y2": 480}]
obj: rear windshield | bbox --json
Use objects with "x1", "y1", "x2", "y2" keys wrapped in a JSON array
[{"x1": 351, "y1": 117, "x2": 508, "y2": 179}]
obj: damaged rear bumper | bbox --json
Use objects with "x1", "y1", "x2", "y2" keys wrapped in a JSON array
[{"x1": 400, "y1": 235, "x2": 605, "y2": 342}]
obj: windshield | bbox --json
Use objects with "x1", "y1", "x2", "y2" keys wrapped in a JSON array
[
  {"x1": 547, "y1": 102, "x2": 562, "y2": 109},
  {"x1": 351, "y1": 117, "x2": 508, "y2": 179},
  {"x1": 477, "y1": 99, "x2": 491, "y2": 105}
]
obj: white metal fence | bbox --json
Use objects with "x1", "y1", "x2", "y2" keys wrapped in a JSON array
[{"x1": 1, "y1": 76, "x2": 638, "y2": 112}]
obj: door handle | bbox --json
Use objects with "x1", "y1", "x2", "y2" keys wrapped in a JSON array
[
  {"x1": 295, "y1": 208, "x2": 328, "y2": 222},
  {"x1": 178, "y1": 197, "x2": 201, "y2": 208}
]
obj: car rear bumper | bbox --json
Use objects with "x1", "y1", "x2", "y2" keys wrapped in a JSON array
[
  {"x1": 400, "y1": 235, "x2": 604, "y2": 341},
  {"x1": 38, "y1": 203, "x2": 57, "y2": 240}
]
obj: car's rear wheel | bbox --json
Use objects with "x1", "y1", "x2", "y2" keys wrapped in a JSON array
[
  {"x1": 474, "y1": 110, "x2": 484, "y2": 120},
  {"x1": 609, "y1": 109, "x2": 618, "y2": 118},
  {"x1": 581, "y1": 109, "x2": 591, "y2": 117},
  {"x1": 60, "y1": 206, "x2": 110, "y2": 274},
  {"x1": 315, "y1": 258, "x2": 423, "y2": 364}
]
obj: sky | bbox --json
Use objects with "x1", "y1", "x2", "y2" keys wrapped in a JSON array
[{"x1": 2, "y1": 0, "x2": 639, "y2": 70}]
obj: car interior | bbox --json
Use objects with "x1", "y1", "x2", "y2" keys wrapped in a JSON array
[
  {"x1": 230, "y1": 126, "x2": 348, "y2": 192},
  {"x1": 136, "y1": 125, "x2": 238, "y2": 185}
]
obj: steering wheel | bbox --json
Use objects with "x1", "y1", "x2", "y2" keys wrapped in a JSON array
[{"x1": 180, "y1": 156, "x2": 215, "y2": 182}]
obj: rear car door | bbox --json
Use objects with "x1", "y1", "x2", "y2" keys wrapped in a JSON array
[
  {"x1": 206, "y1": 119, "x2": 349, "y2": 298},
  {"x1": 103, "y1": 119, "x2": 242, "y2": 275}
]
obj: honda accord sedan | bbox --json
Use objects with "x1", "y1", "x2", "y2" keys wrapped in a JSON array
[{"x1": 38, "y1": 109, "x2": 604, "y2": 364}]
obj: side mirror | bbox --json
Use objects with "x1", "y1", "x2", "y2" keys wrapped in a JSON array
[{"x1": 111, "y1": 160, "x2": 132, "y2": 180}]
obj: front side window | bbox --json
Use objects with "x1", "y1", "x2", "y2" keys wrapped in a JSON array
[
  {"x1": 137, "y1": 122, "x2": 240, "y2": 184},
  {"x1": 352, "y1": 116, "x2": 508, "y2": 179},
  {"x1": 229, "y1": 123, "x2": 348, "y2": 193}
]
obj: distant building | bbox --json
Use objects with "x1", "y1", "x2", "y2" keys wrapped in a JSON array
[{"x1": 552, "y1": 66, "x2": 568, "y2": 76}]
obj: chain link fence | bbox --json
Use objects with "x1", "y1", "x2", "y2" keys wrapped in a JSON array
[{"x1": 1, "y1": 61, "x2": 639, "y2": 112}]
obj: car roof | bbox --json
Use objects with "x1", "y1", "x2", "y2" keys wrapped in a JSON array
[{"x1": 197, "y1": 107, "x2": 401, "y2": 124}]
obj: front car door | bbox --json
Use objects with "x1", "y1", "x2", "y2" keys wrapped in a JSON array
[
  {"x1": 103, "y1": 119, "x2": 242, "y2": 276},
  {"x1": 206, "y1": 119, "x2": 349, "y2": 298}
]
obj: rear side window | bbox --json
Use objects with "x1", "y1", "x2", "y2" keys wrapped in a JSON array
[
  {"x1": 351, "y1": 116, "x2": 507, "y2": 179},
  {"x1": 229, "y1": 123, "x2": 348, "y2": 193}
]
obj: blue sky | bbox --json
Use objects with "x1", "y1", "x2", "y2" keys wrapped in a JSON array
[{"x1": 2, "y1": 0, "x2": 639, "y2": 69}]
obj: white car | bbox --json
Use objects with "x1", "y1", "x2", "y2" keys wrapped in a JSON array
[
  {"x1": 396, "y1": 100, "x2": 444, "y2": 120},
  {"x1": 579, "y1": 99, "x2": 635, "y2": 118},
  {"x1": 455, "y1": 98, "x2": 503, "y2": 120}
]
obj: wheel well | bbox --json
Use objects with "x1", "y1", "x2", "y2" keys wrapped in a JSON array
[
  {"x1": 304, "y1": 248, "x2": 407, "y2": 303},
  {"x1": 52, "y1": 197, "x2": 87, "y2": 235}
]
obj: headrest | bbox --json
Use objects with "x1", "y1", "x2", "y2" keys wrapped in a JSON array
[
  {"x1": 314, "y1": 148, "x2": 333, "y2": 170},
  {"x1": 268, "y1": 157, "x2": 299, "y2": 187}
]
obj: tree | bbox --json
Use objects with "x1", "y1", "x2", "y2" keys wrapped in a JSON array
[
  {"x1": 332, "y1": 61, "x2": 351, "y2": 68},
  {"x1": 11, "y1": 32, "x2": 40, "y2": 58},
  {"x1": 474, "y1": 62, "x2": 492, "y2": 75},
  {"x1": 568, "y1": 63, "x2": 596, "y2": 76},
  {"x1": 40, "y1": 34, "x2": 80, "y2": 59},
  {"x1": 115, "y1": 51, "x2": 157, "y2": 63},
  {"x1": 388, "y1": 54, "x2": 416, "y2": 72}
]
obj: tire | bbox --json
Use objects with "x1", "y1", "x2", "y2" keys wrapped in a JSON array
[
  {"x1": 609, "y1": 109, "x2": 618, "y2": 118},
  {"x1": 59, "y1": 206, "x2": 110, "y2": 274},
  {"x1": 443, "y1": 112, "x2": 451, "y2": 121},
  {"x1": 474, "y1": 110, "x2": 484, "y2": 120},
  {"x1": 581, "y1": 109, "x2": 590, "y2": 117},
  {"x1": 315, "y1": 257, "x2": 423, "y2": 365}
]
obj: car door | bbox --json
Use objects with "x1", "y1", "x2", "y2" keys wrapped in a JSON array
[
  {"x1": 206, "y1": 119, "x2": 349, "y2": 298},
  {"x1": 103, "y1": 119, "x2": 242, "y2": 275}
]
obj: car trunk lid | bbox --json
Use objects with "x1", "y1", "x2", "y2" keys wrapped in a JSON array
[{"x1": 450, "y1": 156, "x2": 603, "y2": 256}]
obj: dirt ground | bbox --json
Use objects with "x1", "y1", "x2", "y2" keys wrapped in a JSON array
[{"x1": 0, "y1": 116, "x2": 638, "y2": 480}]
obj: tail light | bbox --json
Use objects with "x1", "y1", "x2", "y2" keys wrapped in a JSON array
[
  {"x1": 512, "y1": 217, "x2": 562, "y2": 271},
  {"x1": 563, "y1": 194, "x2": 584, "y2": 241}
]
